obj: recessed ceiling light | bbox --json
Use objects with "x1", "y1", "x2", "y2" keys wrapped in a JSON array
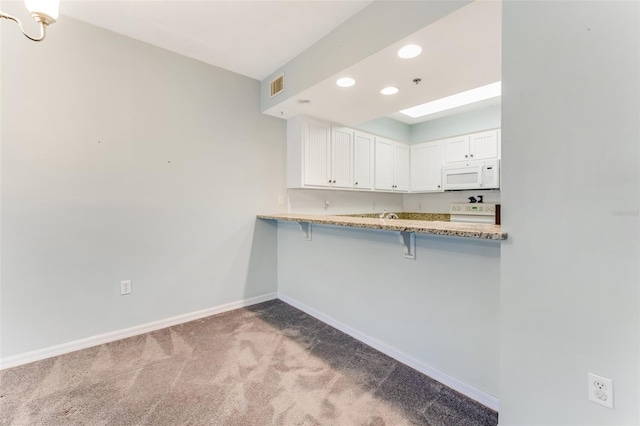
[
  {"x1": 381, "y1": 87, "x2": 399, "y2": 95},
  {"x1": 398, "y1": 44, "x2": 422, "y2": 59},
  {"x1": 336, "y1": 77, "x2": 355, "y2": 88},
  {"x1": 400, "y1": 81, "x2": 502, "y2": 118}
]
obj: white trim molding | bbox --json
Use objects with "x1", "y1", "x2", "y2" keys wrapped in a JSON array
[
  {"x1": 0, "y1": 293, "x2": 278, "y2": 370},
  {"x1": 277, "y1": 293, "x2": 499, "y2": 411}
]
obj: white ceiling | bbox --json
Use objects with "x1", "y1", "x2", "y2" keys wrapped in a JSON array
[
  {"x1": 263, "y1": 0, "x2": 502, "y2": 126},
  {"x1": 60, "y1": 0, "x2": 372, "y2": 81},
  {"x1": 57, "y1": 0, "x2": 501, "y2": 127}
]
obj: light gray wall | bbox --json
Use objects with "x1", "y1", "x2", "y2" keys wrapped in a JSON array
[
  {"x1": 410, "y1": 105, "x2": 501, "y2": 144},
  {"x1": 277, "y1": 221, "x2": 500, "y2": 398},
  {"x1": 500, "y1": 2, "x2": 639, "y2": 425},
  {"x1": 261, "y1": 1, "x2": 471, "y2": 112},
  {"x1": 355, "y1": 105, "x2": 501, "y2": 145},
  {"x1": 354, "y1": 117, "x2": 411, "y2": 143},
  {"x1": 1, "y1": 14, "x2": 285, "y2": 358}
]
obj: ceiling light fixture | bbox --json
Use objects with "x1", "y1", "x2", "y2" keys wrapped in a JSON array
[
  {"x1": 381, "y1": 87, "x2": 399, "y2": 95},
  {"x1": 398, "y1": 44, "x2": 422, "y2": 59},
  {"x1": 336, "y1": 77, "x2": 356, "y2": 88},
  {"x1": 0, "y1": 0, "x2": 60, "y2": 41},
  {"x1": 400, "y1": 81, "x2": 502, "y2": 118}
]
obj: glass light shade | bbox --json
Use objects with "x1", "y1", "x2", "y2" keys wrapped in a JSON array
[{"x1": 25, "y1": 0, "x2": 59, "y2": 20}]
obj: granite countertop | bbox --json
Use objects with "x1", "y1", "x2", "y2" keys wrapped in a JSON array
[{"x1": 258, "y1": 213, "x2": 507, "y2": 240}]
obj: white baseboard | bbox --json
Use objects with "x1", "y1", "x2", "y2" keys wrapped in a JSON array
[
  {"x1": 0, "y1": 293, "x2": 278, "y2": 371},
  {"x1": 1, "y1": 291, "x2": 499, "y2": 411},
  {"x1": 277, "y1": 293, "x2": 499, "y2": 412}
]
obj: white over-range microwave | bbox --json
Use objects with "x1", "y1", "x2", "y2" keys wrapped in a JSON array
[{"x1": 442, "y1": 159, "x2": 500, "y2": 191}]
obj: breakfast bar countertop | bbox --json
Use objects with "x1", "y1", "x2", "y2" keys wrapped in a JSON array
[{"x1": 258, "y1": 213, "x2": 507, "y2": 240}]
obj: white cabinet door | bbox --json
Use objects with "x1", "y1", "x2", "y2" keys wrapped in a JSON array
[
  {"x1": 444, "y1": 130, "x2": 500, "y2": 164},
  {"x1": 331, "y1": 127, "x2": 354, "y2": 188},
  {"x1": 470, "y1": 130, "x2": 499, "y2": 160},
  {"x1": 411, "y1": 141, "x2": 443, "y2": 192},
  {"x1": 375, "y1": 138, "x2": 409, "y2": 191},
  {"x1": 374, "y1": 138, "x2": 394, "y2": 191},
  {"x1": 443, "y1": 135, "x2": 471, "y2": 163},
  {"x1": 303, "y1": 119, "x2": 332, "y2": 186},
  {"x1": 353, "y1": 131, "x2": 374, "y2": 190},
  {"x1": 393, "y1": 142, "x2": 410, "y2": 191}
]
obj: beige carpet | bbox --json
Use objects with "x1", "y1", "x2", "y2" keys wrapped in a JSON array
[{"x1": 0, "y1": 300, "x2": 498, "y2": 425}]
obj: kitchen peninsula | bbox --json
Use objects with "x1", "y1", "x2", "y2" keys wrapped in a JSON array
[
  {"x1": 258, "y1": 213, "x2": 507, "y2": 240},
  {"x1": 263, "y1": 210, "x2": 503, "y2": 409}
]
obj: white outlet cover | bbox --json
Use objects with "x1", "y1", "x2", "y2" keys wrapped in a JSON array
[
  {"x1": 588, "y1": 372, "x2": 613, "y2": 409},
  {"x1": 120, "y1": 280, "x2": 132, "y2": 295}
]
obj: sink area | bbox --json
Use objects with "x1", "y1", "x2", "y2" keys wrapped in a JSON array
[{"x1": 343, "y1": 212, "x2": 451, "y2": 222}]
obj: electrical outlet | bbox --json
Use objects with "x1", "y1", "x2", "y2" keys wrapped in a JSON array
[
  {"x1": 277, "y1": 195, "x2": 284, "y2": 206},
  {"x1": 120, "y1": 280, "x2": 132, "y2": 295},
  {"x1": 588, "y1": 372, "x2": 613, "y2": 408}
]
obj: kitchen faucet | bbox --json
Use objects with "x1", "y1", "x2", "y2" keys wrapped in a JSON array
[{"x1": 379, "y1": 210, "x2": 398, "y2": 219}]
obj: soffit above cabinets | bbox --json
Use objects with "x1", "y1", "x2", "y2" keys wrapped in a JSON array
[{"x1": 263, "y1": 0, "x2": 502, "y2": 126}]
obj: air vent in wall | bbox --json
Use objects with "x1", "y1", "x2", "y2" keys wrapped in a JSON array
[{"x1": 270, "y1": 74, "x2": 284, "y2": 98}]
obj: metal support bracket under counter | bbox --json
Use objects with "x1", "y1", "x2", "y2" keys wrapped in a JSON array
[
  {"x1": 293, "y1": 219, "x2": 416, "y2": 258},
  {"x1": 399, "y1": 231, "x2": 416, "y2": 259},
  {"x1": 298, "y1": 222, "x2": 312, "y2": 241}
]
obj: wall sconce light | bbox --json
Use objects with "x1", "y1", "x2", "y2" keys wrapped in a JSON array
[{"x1": 0, "y1": 0, "x2": 60, "y2": 42}]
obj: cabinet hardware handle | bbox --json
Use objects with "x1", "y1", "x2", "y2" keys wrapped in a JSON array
[
  {"x1": 465, "y1": 154, "x2": 469, "y2": 158},
  {"x1": 470, "y1": 154, "x2": 474, "y2": 157},
  {"x1": 355, "y1": 182, "x2": 358, "y2": 185}
]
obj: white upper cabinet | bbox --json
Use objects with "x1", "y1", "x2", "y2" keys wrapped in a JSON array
[
  {"x1": 374, "y1": 138, "x2": 394, "y2": 190},
  {"x1": 353, "y1": 131, "x2": 375, "y2": 190},
  {"x1": 443, "y1": 129, "x2": 500, "y2": 163},
  {"x1": 374, "y1": 137, "x2": 409, "y2": 192},
  {"x1": 288, "y1": 115, "x2": 500, "y2": 194},
  {"x1": 330, "y1": 127, "x2": 354, "y2": 188},
  {"x1": 302, "y1": 118, "x2": 332, "y2": 186},
  {"x1": 393, "y1": 142, "x2": 410, "y2": 191},
  {"x1": 287, "y1": 116, "x2": 363, "y2": 190},
  {"x1": 470, "y1": 130, "x2": 500, "y2": 160},
  {"x1": 443, "y1": 135, "x2": 471, "y2": 163},
  {"x1": 411, "y1": 141, "x2": 443, "y2": 192}
]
